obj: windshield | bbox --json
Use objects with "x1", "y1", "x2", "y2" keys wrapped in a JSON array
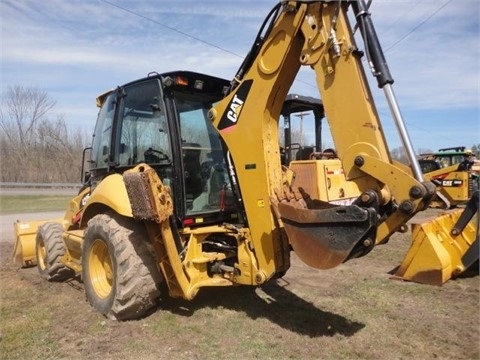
[
  {"x1": 174, "y1": 93, "x2": 234, "y2": 216},
  {"x1": 118, "y1": 80, "x2": 172, "y2": 166}
]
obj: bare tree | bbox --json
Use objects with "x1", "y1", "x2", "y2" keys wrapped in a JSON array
[
  {"x1": 0, "y1": 86, "x2": 55, "y2": 155},
  {"x1": 389, "y1": 146, "x2": 408, "y2": 164},
  {"x1": 0, "y1": 85, "x2": 88, "y2": 183}
]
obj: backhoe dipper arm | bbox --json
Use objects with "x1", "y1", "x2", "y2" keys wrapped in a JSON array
[{"x1": 209, "y1": 1, "x2": 434, "y2": 276}]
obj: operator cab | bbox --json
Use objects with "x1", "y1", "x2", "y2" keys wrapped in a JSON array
[
  {"x1": 281, "y1": 94, "x2": 325, "y2": 165},
  {"x1": 88, "y1": 71, "x2": 237, "y2": 227},
  {"x1": 418, "y1": 146, "x2": 477, "y2": 173}
]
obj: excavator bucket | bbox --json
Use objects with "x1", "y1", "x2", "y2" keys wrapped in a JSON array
[
  {"x1": 12, "y1": 219, "x2": 62, "y2": 267},
  {"x1": 395, "y1": 191, "x2": 479, "y2": 286},
  {"x1": 278, "y1": 201, "x2": 377, "y2": 270}
]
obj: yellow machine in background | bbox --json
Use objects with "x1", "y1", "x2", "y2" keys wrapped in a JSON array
[
  {"x1": 419, "y1": 147, "x2": 479, "y2": 209},
  {"x1": 12, "y1": 0, "x2": 478, "y2": 320},
  {"x1": 280, "y1": 94, "x2": 360, "y2": 206}
]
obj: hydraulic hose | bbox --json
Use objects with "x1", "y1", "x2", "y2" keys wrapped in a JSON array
[{"x1": 350, "y1": 0, "x2": 393, "y2": 88}]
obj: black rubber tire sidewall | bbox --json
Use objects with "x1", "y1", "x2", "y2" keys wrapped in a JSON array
[
  {"x1": 82, "y1": 213, "x2": 162, "y2": 320},
  {"x1": 35, "y1": 222, "x2": 71, "y2": 281},
  {"x1": 82, "y1": 217, "x2": 117, "y2": 317}
]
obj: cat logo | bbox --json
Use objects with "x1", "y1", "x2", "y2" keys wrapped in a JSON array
[
  {"x1": 227, "y1": 94, "x2": 244, "y2": 123},
  {"x1": 441, "y1": 179, "x2": 463, "y2": 187},
  {"x1": 218, "y1": 80, "x2": 253, "y2": 131}
]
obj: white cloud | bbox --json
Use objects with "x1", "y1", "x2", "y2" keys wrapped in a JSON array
[
  {"x1": 1, "y1": 0, "x2": 478, "y2": 150},
  {"x1": 371, "y1": 0, "x2": 479, "y2": 110}
]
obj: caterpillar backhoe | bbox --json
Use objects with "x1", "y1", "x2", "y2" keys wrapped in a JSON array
[
  {"x1": 13, "y1": 0, "x2": 478, "y2": 320},
  {"x1": 417, "y1": 147, "x2": 479, "y2": 209}
]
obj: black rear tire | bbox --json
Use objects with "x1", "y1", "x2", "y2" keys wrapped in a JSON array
[
  {"x1": 82, "y1": 213, "x2": 163, "y2": 320},
  {"x1": 35, "y1": 222, "x2": 72, "y2": 281}
]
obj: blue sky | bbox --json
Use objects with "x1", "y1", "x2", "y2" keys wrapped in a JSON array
[{"x1": 1, "y1": 0, "x2": 479, "y2": 152}]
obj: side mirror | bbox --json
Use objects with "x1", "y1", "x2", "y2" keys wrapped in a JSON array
[{"x1": 81, "y1": 147, "x2": 93, "y2": 185}]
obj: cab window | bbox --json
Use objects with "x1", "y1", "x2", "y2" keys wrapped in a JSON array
[
  {"x1": 91, "y1": 93, "x2": 115, "y2": 170},
  {"x1": 175, "y1": 95, "x2": 233, "y2": 215},
  {"x1": 117, "y1": 80, "x2": 171, "y2": 166}
]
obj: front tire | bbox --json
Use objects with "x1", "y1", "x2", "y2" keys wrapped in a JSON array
[
  {"x1": 36, "y1": 222, "x2": 72, "y2": 281},
  {"x1": 82, "y1": 213, "x2": 162, "y2": 320}
]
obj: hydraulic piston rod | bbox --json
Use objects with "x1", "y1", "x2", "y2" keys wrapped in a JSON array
[
  {"x1": 383, "y1": 84, "x2": 424, "y2": 181},
  {"x1": 351, "y1": 0, "x2": 424, "y2": 182}
]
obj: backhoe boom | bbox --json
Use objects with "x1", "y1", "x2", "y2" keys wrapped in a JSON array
[{"x1": 210, "y1": 0, "x2": 433, "y2": 273}]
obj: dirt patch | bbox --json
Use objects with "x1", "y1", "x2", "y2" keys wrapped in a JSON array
[{"x1": 0, "y1": 210, "x2": 478, "y2": 360}]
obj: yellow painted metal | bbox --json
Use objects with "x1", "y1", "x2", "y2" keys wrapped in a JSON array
[
  {"x1": 63, "y1": 187, "x2": 90, "y2": 225},
  {"x1": 12, "y1": 175, "x2": 132, "y2": 274},
  {"x1": 211, "y1": 3, "x2": 306, "y2": 278},
  {"x1": 347, "y1": 153, "x2": 429, "y2": 244},
  {"x1": 62, "y1": 230, "x2": 84, "y2": 274},
  {"x1": 423, "y1": 166, "x2": 472, "y2": 208},
  {"x1": 96, "y1": 89, "x2": 113, "y2": 108},
  {"x1": 124, "y1": 164, "x2": 253, "y2": 300},
  {"x1": 122, "y1": 164, "x2": 196, "y2": 299},
  {"x1": 88, "y1": 238, "x2": 114, "y2": 299},
  {"x1": 210, "y1": 2, "x2": 429, "y2": 272},
  {"x1": 13, "y1": 1, "x2": 458, "y2": 305},
  {"x1": 395, "y1": 209, "x2": 477, "y2": 286},
  {"x1": 36, "y1": 230, "x2": 47, "y2": 271},
  {"x1": 181, "y1": 225, "x2": 260, "y2": 287},
  {"x1": 12, "y1": 218, "x2": 63, "y2": 267},
  {"x1": 289, "y1": 159, "x2": 365, "y2": 205},
  {"x1": 83, "y1": 174, "x2": 132, "y2": 221}
]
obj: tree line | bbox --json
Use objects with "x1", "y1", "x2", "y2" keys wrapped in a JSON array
[
  {"x1": 1, "y1": 85, "x2": 478, "y2": 184},
  {"x1": 0, "y1": 86, "x2": 89, "y2": 183}
]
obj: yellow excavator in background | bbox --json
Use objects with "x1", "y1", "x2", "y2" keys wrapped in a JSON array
[
  {"x1": 279, "y1": 95, "x2": 479, "y2": 286},
  {"x1": 418, "y1": 147, "x2": 479, "y2": 209},
  {"x1": 12, "y1": 0, "x2": 478, "y2": 320}
]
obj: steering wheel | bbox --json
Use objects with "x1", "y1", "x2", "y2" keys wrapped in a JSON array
[{"x1": 144, "y1": 147, "x2": 169, "y2": 163}]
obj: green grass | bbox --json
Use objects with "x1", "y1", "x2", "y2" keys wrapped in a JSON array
[
  {"x1": 0, "y1": 195, "x2": 71, "y2": 214},
  {"x1": 0, "y1": 283, "x2": 60, "y2": 359}
]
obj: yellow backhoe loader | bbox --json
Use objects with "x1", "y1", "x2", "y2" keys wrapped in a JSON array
[
  {"x1": 418, "y1": 147, "x2": 479, "y2": 209},
  {"x1": 13, "y1": 0, "x2": 478, "y2": 320}
]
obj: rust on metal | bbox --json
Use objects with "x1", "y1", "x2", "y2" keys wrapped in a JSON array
[
  {"x1": 278, "y1": 201, "x2": 376, "y2": 270},
  {"x1": 123, "y1": 164, "x2": 173, "y2": 223}
]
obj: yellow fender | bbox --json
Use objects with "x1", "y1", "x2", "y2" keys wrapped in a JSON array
[
  {"x1": 395, "y1": 193, "x2": 478, "y2": 286},
  {"x1": 81, "y1": 174, "x2": 133, "y2": 226}
]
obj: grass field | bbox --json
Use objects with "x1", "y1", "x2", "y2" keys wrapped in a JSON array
[
  {"x1": 1, "y1": 199, "x2": 478, "y2": 359},
  {"x1": 0, "y1": 195, "x2": 71, "y2": 214},
  {"x1": 1, "y1": 238, "x2": 478, "y2": 360}
]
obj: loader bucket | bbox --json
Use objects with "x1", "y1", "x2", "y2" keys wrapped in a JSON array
[
  {"x1": 395, "y1": 206, "x2": 478, "y2": 286},
  {"x1": 12, "y1": 219, "x2": 61, "y2": 267}
]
